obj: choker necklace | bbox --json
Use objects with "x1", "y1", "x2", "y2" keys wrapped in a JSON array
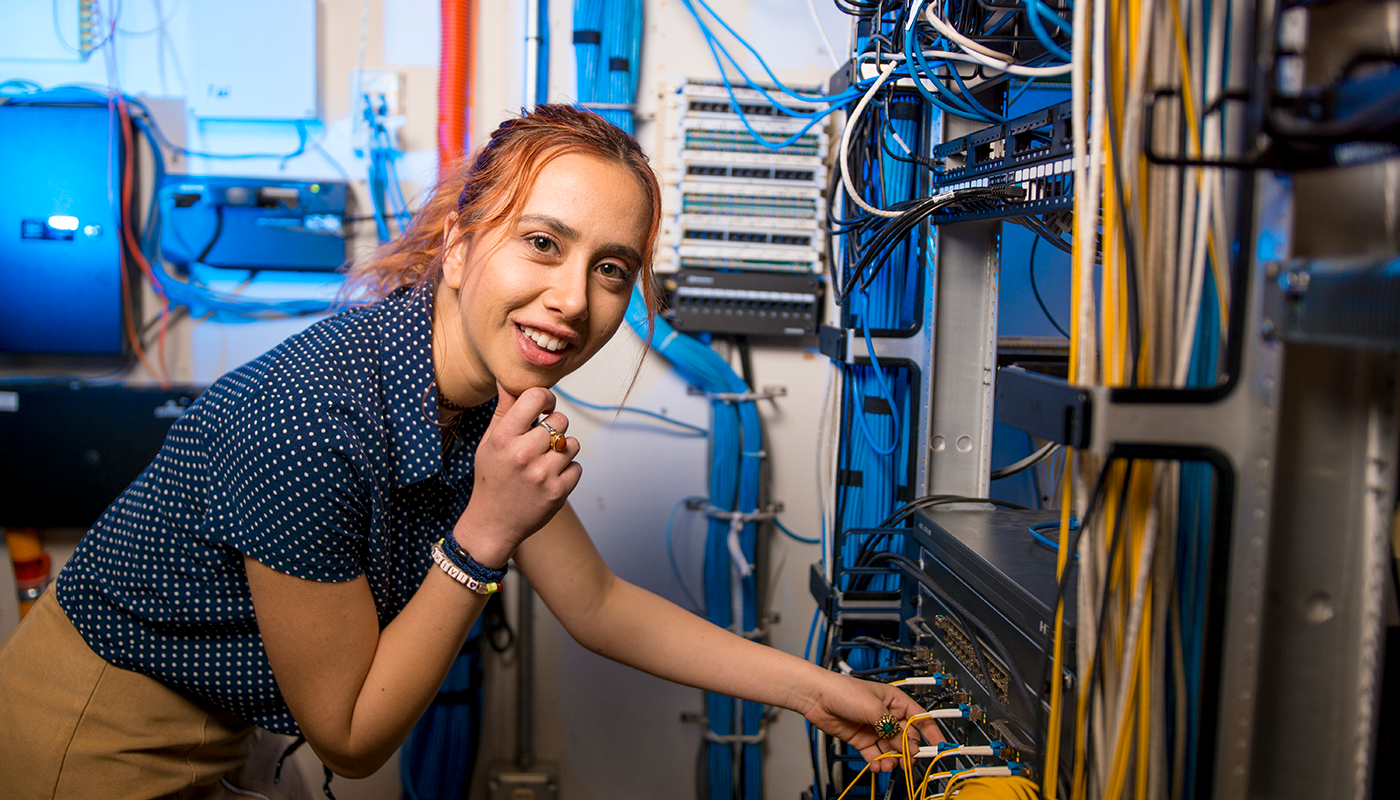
[
  {"x1": 437, "y1": 392, "x2": 470, "y2": 412},
  {"x1": 421, "y1": 382, "x2": 467, "y2": 452}
]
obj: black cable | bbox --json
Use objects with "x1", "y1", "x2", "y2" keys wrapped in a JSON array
[
  {"x1": 878, "y1": 494, "x2": 1029, "y2": 529},
  {"x1": 195, "y1": 205, "x2": 224, "y2": 265},
  {"x1": 845, "y1": 186, "x2": 1027, "y2": 305},
  {"x1": 1032, "y1": 457, "x2": 1115, "y2": 795},
  {"x1": 734, "y1": 335, "x2": 754, "y2": 390},
  {"x1": 844, "y1": 496, "x2": 1030, "y2": 590},
  {"x1": 991, "y1": 440, "x2": 1060, "y2": 481},
  {"x1": 1077, "y1": 462, "x2": 1138, "y2": 786},
  {"x1": 849, "y1": 664, "x2": 914, "y2": 678},
  {"x1": 1029, "y1": 235, "x2": 1071, "y2": 339},
  {"x1": 851, "y1": 635, "x2": 917, "y2": 654}
]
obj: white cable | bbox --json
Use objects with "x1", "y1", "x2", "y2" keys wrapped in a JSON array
[
  {"x1": 898, "y1": 676, "x2": 951, "y2": 686},
  {"x1": 1104, "y1": 472, "x2": 1166, "y2": 782},
  {"x1": 1087, "y1": 0, "x2": 1111, "y2": 783},
  {"x1": 805, "y1": 0, "x2": 842, "y2": 70},
  {"x1": 912, "y1": 708, "x2": 968, "y2": 720},
  {"x1": 1071, "y1": 0, "x2": 1098, "y2": 386},
  {"x1": 1173, "y1": 0, "x2": 1231, "y2": 387},
  {"x1": 923, "y1": 4, "x2": 1073, "y2": 76},
  {"x1": 839, "y1": 59, "x2": 904, "y2": 219},
  {"x1": 922, "y1": 3, "x2": 1010, "y2": 61},
  {"x1": 818, "y1": 360, "x2": 840, "y2": 573}
]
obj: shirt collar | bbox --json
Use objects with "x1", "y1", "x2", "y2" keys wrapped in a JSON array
[{"x1": 379, "y1": 285, "x2": 446, "y2": 488}]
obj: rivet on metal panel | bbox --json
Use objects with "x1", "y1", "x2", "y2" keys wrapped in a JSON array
[{"x1": 1304, "y1": 593, "x2": 1335, "y2": 624}]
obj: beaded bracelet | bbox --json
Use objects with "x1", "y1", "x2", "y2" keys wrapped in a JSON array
[
  {"x1": 437, "y1": 536, "x2": 507, "y2": 582},
  {"x1": 430, "y1": 541, "x2": 502, "y2": 595}
]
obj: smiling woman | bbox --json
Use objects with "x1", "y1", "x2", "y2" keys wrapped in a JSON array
[{"x1": 0, "y1": 105, "x2": 939, "y2": 799}]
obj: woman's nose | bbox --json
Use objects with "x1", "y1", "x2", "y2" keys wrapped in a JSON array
[{"x1": 545, "y1": 261, "x2": 589, "y2": 321}]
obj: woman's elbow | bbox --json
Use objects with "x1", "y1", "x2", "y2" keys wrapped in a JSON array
[{"x1": 306, "y1": 739, "x2": 395, "y2": 780}]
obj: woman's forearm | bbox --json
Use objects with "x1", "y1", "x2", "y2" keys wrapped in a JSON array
[
  {"x1": 555, "y1": 571, "x2": 831, "y2": 716},
  {"x1": 248, "y1": 558, "x2": 488, "y2": 778}
]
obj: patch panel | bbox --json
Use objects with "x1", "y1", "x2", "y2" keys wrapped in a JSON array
[
  {"x1": 931, "y1": 100, "x2": 1080, "y2": 224},
  {"x1": 664, "y1": 269, "x2": 823, "y2": 337},
  {"x1": 677, "y1": 80, "x2": 825, "y2": 120},
  {"x1": 657, "y1": 79, "x2": 830, "y2": 281}
]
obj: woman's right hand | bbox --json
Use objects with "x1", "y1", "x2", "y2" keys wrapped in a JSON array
[{"x1": 452, "y1": 383, "x2": 582, "y2": 568}]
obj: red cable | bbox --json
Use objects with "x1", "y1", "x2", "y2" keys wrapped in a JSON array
[
  {"x1": 438, "y1": 0, "x2": 471, "y2": 177},
  {"x1": 114, "y1": 94, "x2": 172, "y2": 387}
]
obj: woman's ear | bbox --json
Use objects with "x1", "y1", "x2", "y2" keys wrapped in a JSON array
[{"x1": 441, "y1": 216, "x2": 470, "y2": 290}]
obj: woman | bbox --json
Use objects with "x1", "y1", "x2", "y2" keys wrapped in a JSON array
[{"x1": 0, "y1": 105, "x2": 937, "y2": 798}]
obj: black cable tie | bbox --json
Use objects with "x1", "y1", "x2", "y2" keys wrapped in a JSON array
[
  {"x1": 608, "y1": 57, "x2": 630, "y2": 72},
  {"x1": 890, "y1": 101, "x2": 920, "y2": 121},
  {"x1": 863, "y1": 396, "x2": 892, "y2": 416},
  {"x1": 572, "y1": 30, "x2": 602, "y2": 45},
  {"x1": 838, "y1": 469, "x2": 864, "y2": 487}
]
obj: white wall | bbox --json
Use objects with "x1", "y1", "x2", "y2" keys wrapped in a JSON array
[{"x1": 0, "y1": 1, "x2": 852, "y2": 797}]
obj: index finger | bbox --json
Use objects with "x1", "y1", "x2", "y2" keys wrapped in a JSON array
[{"x1": 492, "y1": 384, "x2": 557, "y2": 435}]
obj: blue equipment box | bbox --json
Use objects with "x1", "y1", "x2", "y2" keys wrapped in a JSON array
[
  {"x1": 160, "y1": 176, "x2": 351, "y2": 271},
  {"x1": 0, "y1": 103, "x2": 126, "y2": 355}
]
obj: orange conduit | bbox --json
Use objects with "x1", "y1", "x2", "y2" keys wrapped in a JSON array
[
  {"x1": 5, "y1": 528, "x2": 50, "y2": 620},
  {"x1": 438, "y1": 0, "x2": 473, "y2": 177}
]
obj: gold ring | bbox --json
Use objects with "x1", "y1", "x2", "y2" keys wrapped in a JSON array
[
  {"x1": 874, "y1": 713, "x2": 900, "y2": 739},
  {"x1": 539, "y1": 420, "x2": 567, "y2": 453}
]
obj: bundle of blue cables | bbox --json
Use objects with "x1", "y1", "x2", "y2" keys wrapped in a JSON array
[{"x1": 624, "y1": 288, "x2": 766, "y2": 800}]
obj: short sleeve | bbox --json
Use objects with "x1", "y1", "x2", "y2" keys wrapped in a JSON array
[{"x1": 212, "y1": 403, "x2": 373, "y2": 582}]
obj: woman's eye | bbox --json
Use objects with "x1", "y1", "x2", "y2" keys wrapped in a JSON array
[
  {"x1": 597, "y1": 263, "x2": 629, "y2": 281},
  {"x1": 529, "y1": 235, "x2": 554, "y2": 253}
]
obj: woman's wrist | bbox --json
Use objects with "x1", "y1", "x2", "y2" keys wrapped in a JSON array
[
  {"x1": 787, "y1": 656, "x2": 840, "y2": 717},
  {"x1": 450, "y1": 519, "x2": 514, "y2": 570}
]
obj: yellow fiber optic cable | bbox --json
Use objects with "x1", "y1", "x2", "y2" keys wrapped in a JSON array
[{"x1": 834, "y1": 752, "x2": 903, "y2": 800}]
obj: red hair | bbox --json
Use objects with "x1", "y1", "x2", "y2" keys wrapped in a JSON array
[{"x1": 342, "y1": 105, "x2": 664, "y2": 323}]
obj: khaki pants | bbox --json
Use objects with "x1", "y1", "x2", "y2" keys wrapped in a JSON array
[{"x1": 0, "y1": 589, "x2": 313, "y2": 800}]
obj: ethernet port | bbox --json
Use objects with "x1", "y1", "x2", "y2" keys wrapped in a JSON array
[
  {"x1": 1013, "y1": 122, "x2": 1054, "y2": 155},
  {"x1": 973, "y1": 139, "x2": 1004, "y2": 166}
]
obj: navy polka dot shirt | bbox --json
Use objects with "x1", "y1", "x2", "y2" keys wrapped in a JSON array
[{"x1": 55, "y1": 285, "x2": 495, "y2": 735}]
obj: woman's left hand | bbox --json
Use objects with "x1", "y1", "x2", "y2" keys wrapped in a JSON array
[{"x1": 799, "y1": 672, "x2": 945, "y2": 772}]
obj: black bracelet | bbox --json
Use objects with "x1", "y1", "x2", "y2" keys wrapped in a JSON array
[{"x1": 437, "y1": 537, "x2": 508, "y2": 582}]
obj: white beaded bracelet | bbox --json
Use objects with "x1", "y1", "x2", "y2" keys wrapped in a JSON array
[{"x1": 431, "y1": 542, "x2": 502, "y2": 595}]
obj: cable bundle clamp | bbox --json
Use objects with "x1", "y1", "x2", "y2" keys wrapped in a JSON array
[
  {"x1": 703, "y1": 503, "x2": 782, "y2": 578},
  {"x1": 578, "y1": 101, "x2": 636, "y2": 111},
  {"x1": 682, "y1": 713, "x2": 771, "y2": 745},
  {"x1": 690, "y1": 385, "x2": 787, "y2": 403}
]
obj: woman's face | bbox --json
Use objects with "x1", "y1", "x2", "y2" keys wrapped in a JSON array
[{"x1": 438, "y1": 153, "x2": 651, "y2": 402}]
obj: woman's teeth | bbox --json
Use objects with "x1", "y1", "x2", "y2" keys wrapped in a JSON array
[{"x1": 520, "y1": 325, "x2": 568, "y2": 352}]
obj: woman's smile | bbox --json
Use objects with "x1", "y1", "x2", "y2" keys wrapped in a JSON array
[{"x1": 514, "y1": 322, "x2": 576, "y2": 367}]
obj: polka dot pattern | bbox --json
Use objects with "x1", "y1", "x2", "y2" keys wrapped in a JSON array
[{"x1": 55, "y1": 286, "x2": 494, "y2": 735}]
